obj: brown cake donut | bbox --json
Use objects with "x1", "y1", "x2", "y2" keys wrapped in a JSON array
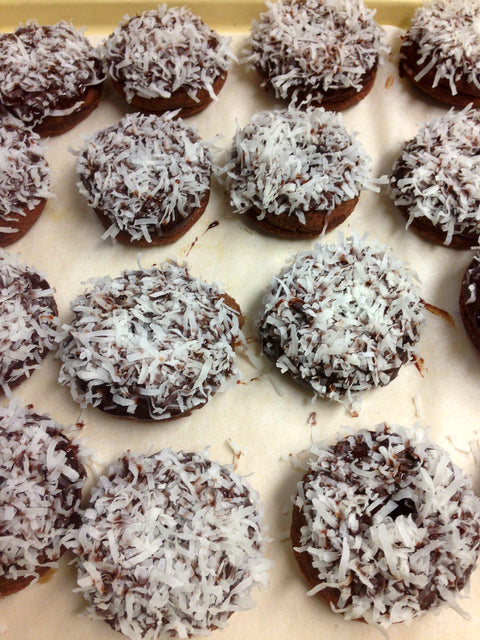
[
  {"x1": 220, "y1": 108, "x2": 376, "y2": 238},
  {"x1": 57, "y1": 261, "x2": 244, "y2": 421},
  {"x1": 102, "y1": 6, "x2": 235, "y2": 117},
  {"x1": 257, "y1": 236, "x2": 425, "y2": 410},
  {"x1": 0, "y1": 401, "x2": 87, "y2": 597},
  {"x1": 390, "y1": 106, "x2": 480, "y2": 248},
  {"x1": 459, "y1": 254, "x2": 480, "y2": 351},
  {"x1": 0, "y1": 120, "x2": 51, "y2": 246},
  {"x1": 70, "y1": 448, "x2": 270, "y2": 639},
  {"x1": 243, "y1": 0, "x2": 388, "y2": 111},
  {"x1": 0, "y1": 21, "x2": 105, "y2": 136},
  {"x1": 0, "y1": 249, "x2": 58, "y2": 395},
  {"x1": 291, "y1": 424, "x2": 480, "y2": 627},
  {"x1": 76, "y1": 112, "x2": 212, "y2": 246},
  {"x1": 399, "y1": 0, "x2": 480, "y2": 108}
]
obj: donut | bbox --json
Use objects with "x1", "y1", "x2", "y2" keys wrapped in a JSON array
[
  {"x1": 390, "y1": 106, "x2": 480, "y2": 248},
  {"x1": 0, "y1": 20, "x2": 105, "y2": 136},
  {"x1": 102, "y1": 6, "x2": 235, "y2": 117},
  {"x1": 220, "y1": 108, "x2": 376, "y2": 238},
  {"x1": 459, "y1": 253, "x2": 480, "y2": 351},
  {"x1": 0, "y1": 248, "x2": 58, "y2": 395},
  {"x1": 57, "y1": 261, "x2": 244, "y2": 421},
  {"x1": 291, "y1": 423, "x2": 480, "y2": 626},
  {"x1": 71, "y1": 448, "x2": 271, "y2": 639},
  {"x1": 243, "y1": 0, "x2": 388, "y2": 111},
  {"x1": 399, "y1": 0, "x2": 480, "y2": 107},
  {"x1": 0, "y1": 401, "x2": 87, "y2": 597},
  {"x1": 0, "y1": 119, "x2": 51, "y2": 246},
  {"x1": 257, "y1": 235, "x2": 425, "y2": 409},
  {"x1": 76, "y1": 112, "x2": 212, "y2": 246}
]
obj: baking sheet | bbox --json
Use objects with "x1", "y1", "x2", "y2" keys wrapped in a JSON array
[{"x1": 0, "y1": 6, "x2": 480, "y2": 640}]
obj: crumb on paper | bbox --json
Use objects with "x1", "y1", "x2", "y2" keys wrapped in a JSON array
[
  {"x1": 385, "y1": 73, "x2": 394, "y2": 89},
  {"x1": 412, "y1": 393, "x2": 422, "y2": 417},
  {"x1": 226, "y1": 437, "x2": 246, "y2": 469}
]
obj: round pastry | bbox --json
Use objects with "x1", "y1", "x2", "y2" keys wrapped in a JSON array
[
  {"x1": 390, "y1": 106, "x2": 480, "y2": 248},
  {"x1": 0, "y1": 20, "x2": 105, "y2": 136},
  {"x1": 0, "y1": 249, "x2": 58, "y2": 395},
  {"x1": 102, "y1": 6, "x2": 235, "y2": 117},
  {"x1": 76, "y1": 112, "x2": 212, "y2": 246},
  {"x1": 0, "y1": 120, "x2": 51, "y2": 246},
  {"x1": 459, "y1": 253, "x2": 480, "y2": 351},
  {"x1": 71, "y1": 448, "x2": 270, "y2": 640},
  {"x1": 257, "y1": 235, "x2": 425, "y2": 409},
  {"x1": 57, "y1": 261, "x2": 244, "y2": 421},
  {"x1": 399, "y1": 0, "x2": 480, "y2": 107},
  {"x1": 243, "y1": 0, "x2": 388, "y2": 110},
  {"x1": 220, "y1": 108, "x2": 376, "y2": 238},
  {"x1": 0, "y1": 401, "x2": 87, "y2": 597},
  {"x1": 291, "y1": 424, "x2": 480, "y2": 627}
]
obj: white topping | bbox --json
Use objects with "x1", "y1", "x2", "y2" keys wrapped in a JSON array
[
  {"x1": 0, "y1": 21, "x2": 105, "y2": 127},
  {"x1": 57, "y1": 261, "x2": 244, "y2": 420},
  {"x1": 294, "y1": 424, "x2": 480, "y2": 627},
  {"x1": 71, "y1": 448, "x2": 271, "y2": 639},
  {"x1": 258, "y1": 234, "x2": 425, "y2": 408},
  {"x1": 76, "y1": 112, "x2": 212, "y2": 243},
  {"x1": 102, "y1": 6, "x2": 235, "y2": 103},
  {"x1": 0, "y1": 400, "x2": 86, "y2": 581},
  {"x1": 243, "y1": 0, "x2": 388, "y2": 106},
  {"x1": 401, "y1": 0, "x2": 480, "y2": 94},
  {"x1": 0, "y1": 121, "x2": 51, "y2": 232},
  {"x1": 219, "y1": 107, "x2": 377, "y2": 222},
  {"x1": 0, "y1": 248, "x2": 58, "y2": 394},
  {"x1": 390, "y1": 105, "x2": 480, "y2": 245}
]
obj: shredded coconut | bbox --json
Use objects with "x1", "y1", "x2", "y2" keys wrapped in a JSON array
[
  {"x1": 70, "y1": 448, "x2": 271, "y2": 639},
  {"x1": 57, "y1": 261, "x2": 244, "y2": 420},
  {"x1": 101, "y1": 5, "x2": 236, "y2": 103},
  {"x1": 390, "y1": 105, "x2": 480, "y2": 246},
  {"x1": 0, "y1": 120, "x2": 51, "y2": 232},
  {"x1": 76, "y1": 111, "x2": 212, "y2": 243},
  {"x1": 0, "y1": 248, "x2": 59, "y2": 395},
  {"x1": 400, "y1": 0, "x2": 480, "y2": 95},
  {"x1": 218, "y1": 107, "x2": 378, "y2": 222},
  {"x1": 0, "y1": 20, "x2": 105, "y2": 127},
  {"x1": 243, "y1": 0, "x2": 388, "y2": 107},
  {"x1": 258, "y1": 234, "x2": 425, "y2": 408},
  {"x1": 293, "y1": 424, "x2": 480, "y2": 627},
  {"x1": 0, "y1": 400, "x2": 86, "y2": 582}
]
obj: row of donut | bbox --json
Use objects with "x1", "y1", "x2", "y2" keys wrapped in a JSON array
[{"x1": 1, "y1": 401, "x2": 479, "y2": 638}]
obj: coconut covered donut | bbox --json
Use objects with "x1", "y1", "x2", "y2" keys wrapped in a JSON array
[
  {"x1": 76, "y1": 112, "x2": 213, "y2": 246},
  {"x1": 291, "y1": 424, "x2": 480, "y2": 627},
  {"x1": 220, "y1": 107, "x2": 376, "y2": 237},
  {"x1": 57, "y1": 261, "x2": 244, "y2": 421},
  {"x1": 390, "y1": 106, "x2": 480, "y2": 248},
  {"x1": 0, "y1": 120, "x2": 51, "y2": 246},
  {"x1": 71, "y1": 448, "x2": 270, "y2": 640},
  {"x1": 0, "y1": 401, "x2": 87, "y2": 597},
  {"x1": 0, "y1": 249, "x2": 58, "y2": 395},
  {"x1": 399, "y1": 0, "x2": 480, "y2": 107},
  {"x1": 257, "y1": 235, "x2": 425, "y2": 409},
  {"x1": 102, "y1": 6, "x2": 235, "y2": 117},
  {"x1": 459, "y1": 253, "x2": 480, "y2": 351},
  {"x1": 243, "y1": 0, "x2": 388, "y2": 110},
  {"x1": 0, "y1": 20, "x2": 105, "y2": 136}
]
